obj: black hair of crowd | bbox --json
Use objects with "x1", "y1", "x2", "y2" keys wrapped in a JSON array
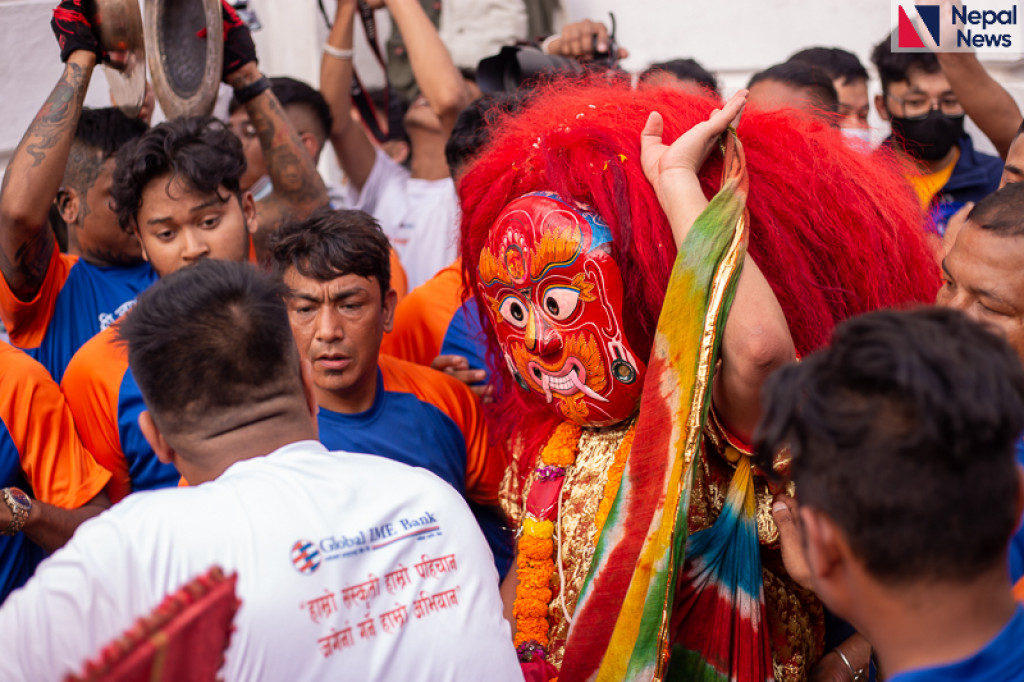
[
  {"x1": 117, "y1": 259, "x2": 296, "y2": 433},
  {"x1": 871, "y1": 31, "x2": 942, "y2": 93},
  {"x1": 268, "y1": 207, "x2": 392, "y2": 298},
  {"x1": 445, "y1": 91, "x2": 529, "y2": 177},
  {"x1": 111, "y1": 116, "x2": 247, "y2": 232},
  {"x1": 787, "y1": 47, "x2": 869, "y2": 86},
  {"x1": 75, "y1": 107, "x2": 150, "y2": 160},
  {"x1": 754, "y1": 307, "x2": 1024, "y2": 585},
  {"x1": 968, "y1": 180, "x2": 1024, "y2": 238},
  {"x1": 638, "y1": 58, "x2": 719, "y2": 94},
  {"x1": 748, "y1": 61, "x2": 839, "y2": 112}
]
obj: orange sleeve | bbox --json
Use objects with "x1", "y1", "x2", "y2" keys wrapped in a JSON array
[
  {"x1": 380, "y1": 355, "x2": 504, "y2": 507},
  {"x1": 381, "y1": 260, "x2": 464, "y2": 366},
  {"x1": 389, "y1": 247, "x2": 408, "y2": 302},
  {"x1": 60, "y1": 326, "x2": 132, "y2": 502},
  {"x1": 0, "y1": 343, "x2": 110, "y2": 508},
  {"x1": 1015, "y1": 576, "x2": 1024, "y2": 604},
  {"x1": 0, "y1": 249, "x2": 76, "y2": 349}
]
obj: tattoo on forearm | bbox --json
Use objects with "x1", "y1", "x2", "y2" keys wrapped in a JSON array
[
  {"x1": 23, "y1": 63, "x2": 88, "y2": 168},
  {"x1": 0, "y1": 228, "x2": 54, "y2": 301},
  {"x1": 247, "y1": 94, "x2": 327, "y2": 217}
]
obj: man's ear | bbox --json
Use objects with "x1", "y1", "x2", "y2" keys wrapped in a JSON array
[
  {"x1": 300, "y1": 132, "x2": 320, "y2": 161},
  {"x1": 241, "y1": 191, "x2": 258, "y2": 235},
  {"x1": 57, "y1": 188, "x2": 79, "y2": 225},
  {"x1": 139, "y1": 411, "x2": 175, "y2": 465},
  {"x1": 874, "y1": 93, "x2": 891, "y2": 121},
  {"x1": 799, "y1": 507, "x2": 846, "y2": 585},
  {"x1": 382, "y1": 288, "x2": 398, "y2": 334}
]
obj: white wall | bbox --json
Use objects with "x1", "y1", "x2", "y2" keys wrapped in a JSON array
[{"x1": 3, "y1": 0, "x2": 1024, "y2": 174}]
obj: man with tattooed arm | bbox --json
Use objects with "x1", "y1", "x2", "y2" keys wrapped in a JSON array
[
  {"x1": 0, "y1": 1, "x2": 155, "y2": 383},
  {"x1": 58, "y1": 0, "x2": 329, "y2": 501}
]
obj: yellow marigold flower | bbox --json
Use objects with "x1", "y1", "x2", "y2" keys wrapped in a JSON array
[{"x1": 523, "y1": 517, "x2": 555, "y2": 539}]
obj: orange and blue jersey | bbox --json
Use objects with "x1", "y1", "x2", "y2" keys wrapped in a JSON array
[
  {"x1": 0, "y1": 342, "x2": 110, "y2": 601},
  {"x1": 316, "y1": 354, "x2": 511, "y2": 575},
  {"x1": 381, "y1": 261, "x2": 464, "y2": 366},
  {"x1": 0, "y1": 248, "x2": 157, "y2": 382},
  {"x1": 60, "y1": 324, "x2": 180, "y2": 503}
]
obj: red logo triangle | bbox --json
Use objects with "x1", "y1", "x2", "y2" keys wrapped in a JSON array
[{"x1": 898, "y1": 6, "x2": 926, "y2": 48}]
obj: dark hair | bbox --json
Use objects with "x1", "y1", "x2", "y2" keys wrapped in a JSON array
[
  {"x1": 64, "y1": 107, "x2": 149, "y2": 193},
  {"x1": 787, "y1": 47, "x2": 868, "y2": 85},
  {"x1": 748, "y1": 61, "x2": 839, "y2": 113},
  {"x1": 269, "y1": 76, "x2": 334, "y2": 142},
  {"x1": 112, "y1": 116, "x2": 247, "y2": 232},
  {"x1": 445, "y1": 92, "x2": 527, "y2": 177},
  {"x1": 638, "y1": 58, "x2": 719, "y2": 93},
  {"x1": 117, "y1": 259, "x2": 297, "y2": 433},
  {"x1": 754, "y1": 307, "x2": 1024, "y2": 585},
  {"x1": 967, "y1": 181, "x2": 1024, "y2": 237},
  {"x1": 268, "y1": 207, "x2": 391, "y2": 297},
  {"x1": 871, "y1": 32, "x2": 941, "y2": 93}
]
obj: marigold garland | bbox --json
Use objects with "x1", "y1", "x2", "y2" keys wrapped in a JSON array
[
  {"x1": 540, "y1": 422, "x2": 582, "y2": 467},
  {"x1": 512, "y1": 421, "x2": 582, "y2": 652},
  {"x1": 592, "y1": 420, "x2": 638, "y2": 543}
]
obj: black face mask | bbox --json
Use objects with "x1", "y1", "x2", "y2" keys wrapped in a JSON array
[{"x1": 890, "y1": 109, "x2": 965, "y2": 161}]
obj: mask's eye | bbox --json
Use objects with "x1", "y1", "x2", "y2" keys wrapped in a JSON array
[
  {"x1": 542, "y1": 286, "x2": 581, "y2": 321},
  {"x1": 498, "y1": 295, "x2": 529, "y2": 328}
]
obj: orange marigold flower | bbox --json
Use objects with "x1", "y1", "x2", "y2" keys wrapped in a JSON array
[
  {"x1": 540, "y1": 421, "x2": 582, "y2": 468},
  {"x1": 519, "y1": 570, "x2": 553, "y2": 593},
  {"x1": 514, "y1": 617, "x2": 550, "y2": 647},
  {"x1": 520, "y1": 534, "x2": 553, "y2": 560},
  {"x1": 515, "y1": 585, "x2": 553, "y2": 604},
  {"x1": 513, "y1": 598, "x2": 550, "y2": 618},
  {"x1": 517, "y1": 552, "x2": 554, "y2": 572}
]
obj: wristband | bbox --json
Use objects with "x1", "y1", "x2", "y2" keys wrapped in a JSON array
[
  {"x1": 233, "y1": 76, "x2": 270, "y2": 104},
  {"x1": 324, "y1": 43, "x2": 354, "y2": 60},
  {"x1": 540, "y1": 34, "x2": 560, "y2": 54}
]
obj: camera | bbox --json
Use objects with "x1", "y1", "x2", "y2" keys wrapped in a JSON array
[{"x1": 476, "y1": 17, "x2": 621, "y2": 94}]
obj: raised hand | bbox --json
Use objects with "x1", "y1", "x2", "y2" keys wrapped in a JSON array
[
  {"x1": 640, "y1": 89, "x2": 746, "y2": 200},
  {"x1": 50, "y1": 0, "x2": 103, "y2": 63},
  {"x1": 196, "y1": 0, "x2": 257, "y2": 79},
  {"x1": 639, "y1": 90, "x2": 746, "y2": 247}
]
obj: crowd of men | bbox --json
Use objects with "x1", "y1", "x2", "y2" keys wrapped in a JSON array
[{"x1": 0, "y1": 0, "x2": 1022, "y2": 679}]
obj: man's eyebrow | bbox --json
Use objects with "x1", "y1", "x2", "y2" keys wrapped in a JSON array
[
  {"x1": 287, "y1": 286, "x2": 366, "y2": 302},
  {"x1": 190, "y1": 197, "x2": 227, "y2": 213},
  {"x1": 146, "y1": 197, "x2": 228, "y2": 225},
  {"x1": 1005, "y1": 164, "x2": 1024, "y2": 176},
  {"x1": 326, "y1": 287, "x2": 366, "y2": 301}
]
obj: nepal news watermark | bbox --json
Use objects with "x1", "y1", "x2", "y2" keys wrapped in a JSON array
[{"x1": 893, "y1": 1, "x2": 1023, "y2": 54}]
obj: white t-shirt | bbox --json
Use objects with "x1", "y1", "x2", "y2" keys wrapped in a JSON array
[
  {"x1": 0, "y1": 441, "x2": 522, "y2": 682},
  {"x1": 351, "y1": 149, "x2": 460, "y2": 290}
]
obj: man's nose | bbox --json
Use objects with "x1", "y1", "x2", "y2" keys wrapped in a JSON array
[
  {"x1": 314, "y1": 306, "x2": 343, "y2": 341},
  {"x1": 181, "y1": 229, "x2": 211, "y2": 261}
]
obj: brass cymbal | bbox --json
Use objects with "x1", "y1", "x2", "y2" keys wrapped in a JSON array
[
  {"x1": 92, "y1": 0, "x2": 147, "y2": 118},
  {"x1": 144, "y1": 0, "x2": 223, "y2": 119}
]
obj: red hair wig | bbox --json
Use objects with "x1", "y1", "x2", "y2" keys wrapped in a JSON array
[{"x1": 460, "y1": 78, "x2": 939, "y2": 463}]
